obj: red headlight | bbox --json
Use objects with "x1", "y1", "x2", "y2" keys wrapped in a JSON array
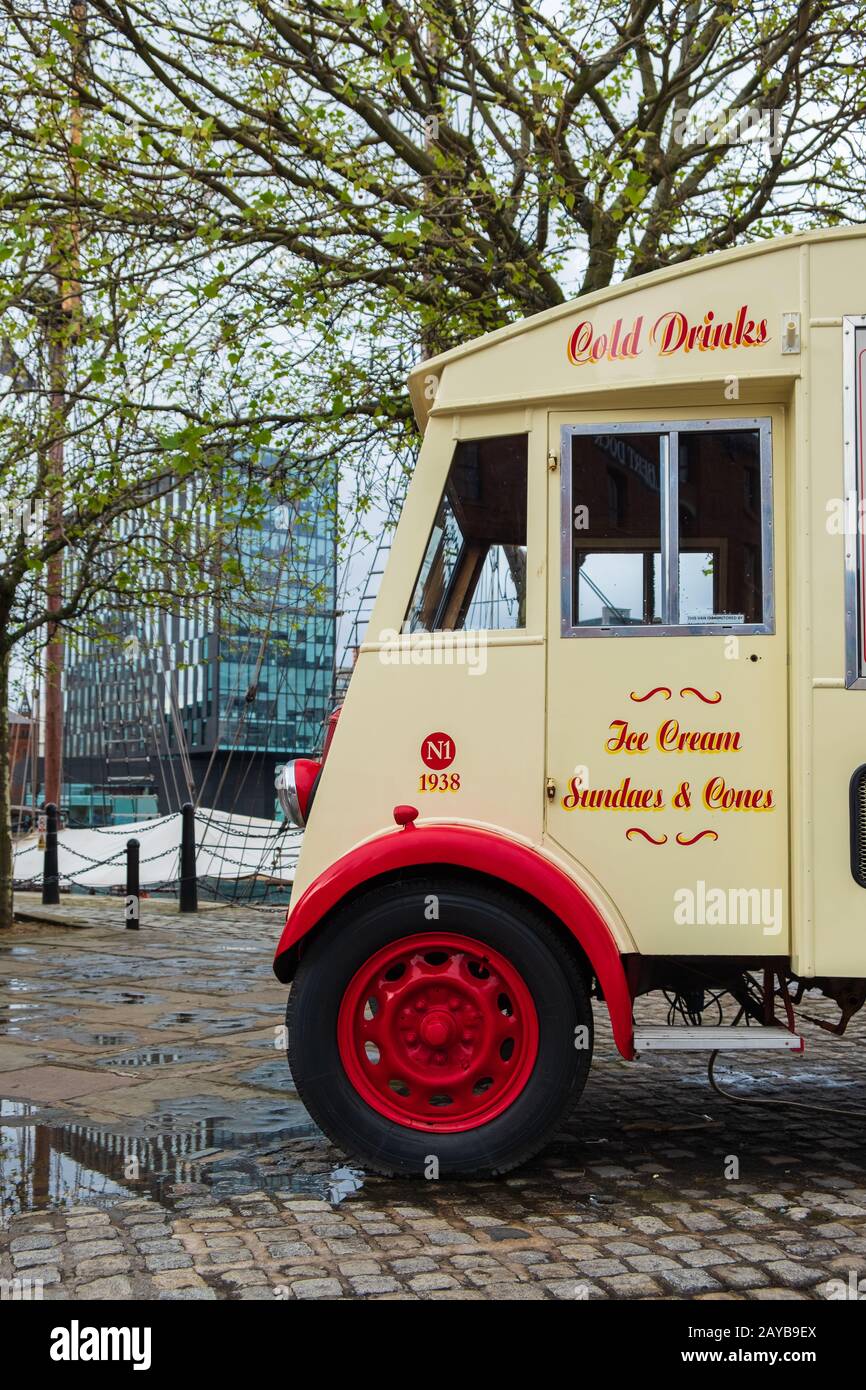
[
  {"x1": 275, "y1": 706, "x2": 341, "y2": 827},
  {"x1": 275, "y1": 757, "x2": 321, "y2": 827}
]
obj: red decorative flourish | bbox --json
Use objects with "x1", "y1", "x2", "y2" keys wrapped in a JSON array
[
  {"x1": 629, "y1": 687, "x2": 672, "y2": 702},
  {"x1": 675, "y1": 830, "x2": 719, "y2": 846},
  {"x1": 625, "y1": 827, "x2": 668, "y2": 845},
  {"x1": 679, "y1": 687, "x2": 722, "y2": 704}
]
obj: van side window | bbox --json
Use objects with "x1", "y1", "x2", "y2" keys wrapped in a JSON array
[
  {"x1": 677, "y1": 430, "x2": 763, "y2": 625},
  {"x1": 571, "y1": 432, "x2": 663, "y2": 626},
  {"x1": 406, "y1": 434, "x2": 528, "y2": 632},
  {"x1": 563, "y1": 419, "x2": 773, "y2": 636}
]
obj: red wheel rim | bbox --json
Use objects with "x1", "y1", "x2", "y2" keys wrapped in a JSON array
[{"x1": 336, "y1": 933, "x2": 539, "y2": 1132}]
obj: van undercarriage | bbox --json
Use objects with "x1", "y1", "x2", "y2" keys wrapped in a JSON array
[{"x1": 624, "y1": 956, "x2": 866, "y2": 1037}]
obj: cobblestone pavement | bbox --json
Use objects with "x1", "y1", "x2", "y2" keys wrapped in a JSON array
[{"x1": 2, "y1": 893, "x2": 866, "y2": 1300}]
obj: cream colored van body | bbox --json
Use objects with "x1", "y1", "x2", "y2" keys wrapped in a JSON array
[{"x1": 275, "y1": 229, "x2": 866, "y2": 1176}]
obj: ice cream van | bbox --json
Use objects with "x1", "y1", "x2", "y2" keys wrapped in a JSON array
[{"x1": 274, "y1": 226, "x2": 866, "y2": 1176}]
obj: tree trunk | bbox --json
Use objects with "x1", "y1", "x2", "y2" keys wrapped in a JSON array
[{"x1": 0, "y1": 646, "x2": 13, "y2": 929}]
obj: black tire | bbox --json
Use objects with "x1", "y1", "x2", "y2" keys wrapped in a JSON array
[{"x1": 286, "y1": 877, "x2": 593, "y2": 1177}]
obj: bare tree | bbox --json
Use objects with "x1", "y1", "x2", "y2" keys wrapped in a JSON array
[
  {"x1": 0, "y1": 4, "x2": 333, "y2": 925},
  {"x1": 50, "y1": 2, "x2": 866, "y2": 334},
  {"x1": 2, "y1": 0, "x2": 865, "y2": 919}
]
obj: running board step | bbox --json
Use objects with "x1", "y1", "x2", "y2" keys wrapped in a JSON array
[{"x1": 634, "y1": 1026, "x2": 804, "y2": 1054}]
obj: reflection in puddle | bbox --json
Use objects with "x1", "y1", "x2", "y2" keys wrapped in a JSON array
[
  {"x1": 0, "y1": 931, "x2": 366, "y2": 1219},
  {"x1": 0, "y1": 1003, "x2": 67, "y2": 1035},
  {"x1": 0, "y1": 1093, "x2": 330, "y2": 1218},
  {"x1": 0, "y1": 1023, "x2": 137, "y2": 1048},
  {"x1": 0, "y1": 977, "x2": 64, "y2": 995},
  {"x1": 74, "y1": 988, "x2": 159, "y2": 1006},
  {"x1": 174, "y1": 978, "x2": 260, "y2": 995},
  {"x1": 237, "y1": 1057, "x2": 294, "y2": 1090},
  {"x1": 152, "y1": 1012, "x2": 264, "y2": 1035},
  {"x1": 95, "y1": 1046, "x2": 221, "y2": 1069},
  {"x1": 1, "y1": 1101, "x2": 133, "y2": 1217}
]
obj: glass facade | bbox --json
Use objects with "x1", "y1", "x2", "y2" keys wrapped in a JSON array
[
  {"x1": 64, "y1": 463, "x2": 337, "y2": 819},
  {"x1": 216, "y1": 502, "x2": 335, "y2": 753}
]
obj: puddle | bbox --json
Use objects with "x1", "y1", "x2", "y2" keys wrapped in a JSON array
[
  {"x1": 0, "y1": 1093, "x2": 328, "y2": 1218},
  {"x1": 36, "y1": 955, "x2": 214, "y2": 984},
  {"x1": 1, "y1": 1101, "x2": 135, "y2": 1217},
  {"x1": 0, "y1": 947, "x2": 37, "y2": 957},
  {"x1": 15, "y1": 1027, "x2": 141, "y2": 1049},
  {"x1": 0, "y1": 1003, "x2": 67, "y2": 1034},
  {"x1": 73, "y1": 988, "x2": 163, "y2": 1007},
  {"x1": 0, "y1": 978, "x2": 65, "y2": 995},
  {"x1": 236, "y1": 1057, "x2": 294, "y2": 1090},
  {"x1": 174, "y1": 978, "x2": 263, "y2": 996},
  {"x1": 139, "y1": 1094, "x2": 313, "y2": 1137},
  {"x1": 95, "y1": 1046, "x2": 222, "y2": 1069},
  {"x1": 152, "y1": 1011, "x2": 265, "y2": 1036}
]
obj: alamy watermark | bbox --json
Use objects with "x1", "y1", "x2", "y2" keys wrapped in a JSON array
[
  {"x1": 823, "y1": 1270, "x2": 866, "y2": 1300},
  {"x1": 0, "y1": 499, "x2": 44, "y2": 545},
  {"x1": 1, "y1": 1275, "x2": 44, "y2": 1300},
  {"x1": 672, "y1": 106, "x2": 783, "y2": 156},
  {"x1": 826, "y1": 497, "x2": 866, "y2": 535},
  {"x1": 49, "y1": 1321, "x2": 151, "y2": 1370},
  {"x1": 377, "y1": 627, "x2": 487, "y2": 676},
  {"x1": 674, "y1": 879, "x2": 784, "y2": 936}
]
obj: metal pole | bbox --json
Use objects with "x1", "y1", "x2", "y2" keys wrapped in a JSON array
[
  {"x1": 125, "y1": 837, "x2": 140, "y2": 930},
  {"x1": 179, "y1": 801, "x2": 197, "y2": 912},
  {"x1": 44, "y1": 1, "x2": 85, "y2": 814},
  {"x1": 43, "y1": 330, "x2": 65, "y2": 812},
  {"x1": 42, "y1": 801, "x2": 59, "y2": 905}
]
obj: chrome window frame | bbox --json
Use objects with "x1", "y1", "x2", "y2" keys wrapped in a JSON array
[
  {"x1": 560, "y1": 417, "x2": 775, "y2": 638},
  {"x1": 843, "y1": 317, "x2": 866, "y2": 689}
]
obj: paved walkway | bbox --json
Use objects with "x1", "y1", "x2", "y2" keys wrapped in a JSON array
[{"x1": 1, "y1": 894, "x2": 866, "y2": 1300}]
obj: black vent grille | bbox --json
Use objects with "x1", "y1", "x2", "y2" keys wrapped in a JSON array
[{"x1": 850, "y1": 766, "x2": 866, "y2": 888}]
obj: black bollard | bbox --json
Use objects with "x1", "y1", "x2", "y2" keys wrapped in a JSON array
[
  {"x1": 179, "y1": 802, "x2": 198, "y2": 913},
  {"x1": 42, "y1": 802, "x2": 60, "y2": 905},
  {"x1": 125, "y1": 838, "x2": 140, "y2": 930}
]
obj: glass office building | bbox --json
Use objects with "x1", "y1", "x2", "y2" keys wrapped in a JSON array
[{"x1": 64, "y1": 469, "x2": 337, "y2": 822}]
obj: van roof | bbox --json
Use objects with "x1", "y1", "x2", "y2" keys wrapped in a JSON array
[{"x1": 407, "y1": 224, "x2": 866, "y2": 432}]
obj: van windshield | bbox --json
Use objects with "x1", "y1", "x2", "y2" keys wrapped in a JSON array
[{"x1": 406, "y1": 434, "x2": 528, "y2": 632}]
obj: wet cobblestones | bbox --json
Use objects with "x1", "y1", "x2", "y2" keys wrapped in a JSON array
[
  {"x1": 2, "y1": 894, "x2": 866, "y2": 1300},
  {"x1": 6, "y1": 1163, "x2": 866, "y2": 1301}
]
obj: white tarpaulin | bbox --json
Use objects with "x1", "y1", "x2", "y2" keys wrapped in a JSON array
[{"x1": 12, "y1": 808, "x2": 302, "y2": 889}]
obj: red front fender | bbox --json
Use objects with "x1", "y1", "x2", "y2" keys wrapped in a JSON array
[{"x1": 274, "y1": 823, "x2": 635, "y2": 1059}]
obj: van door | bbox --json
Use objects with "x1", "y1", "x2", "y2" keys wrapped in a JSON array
[{"x1": 545, "y1": 410, "x2": 789, "y2": 957}]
